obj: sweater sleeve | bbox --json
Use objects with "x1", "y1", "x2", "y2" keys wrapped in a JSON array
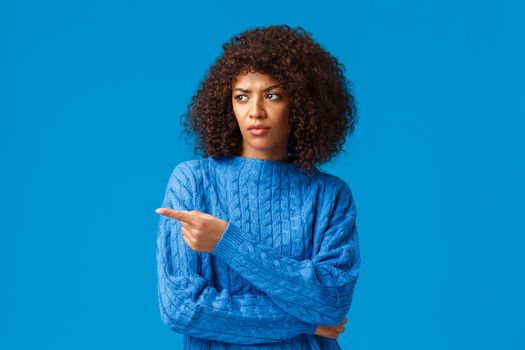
[
  {"x1": 156, "y1": 163, "x2": 317, "y2": 344},
  {"x1": 212, "y1": 178, "x2": 361, "y2": 326}
]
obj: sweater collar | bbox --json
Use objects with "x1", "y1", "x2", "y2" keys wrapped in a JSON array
[
  {"x1": 208, "y1": 154, "x2": 298, "y2": 174},
  {"x1": 231, "y1": 155, "x2": 294, "y2": 166},
  {"x1": 207, "y1": 154, "x2": 322, "y2": 181}
]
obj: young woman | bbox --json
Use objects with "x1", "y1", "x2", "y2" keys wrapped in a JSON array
[{"x1": 155, "y1": 25, "x2": 361, "y2": 350}]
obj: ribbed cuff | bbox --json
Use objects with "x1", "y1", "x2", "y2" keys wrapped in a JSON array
[
  {"x1": 212, "y1": 222, "x2": 318, "y2": 337},
  {"x1": 212, "y1": 221, "x2": 245, "y2": 262}
]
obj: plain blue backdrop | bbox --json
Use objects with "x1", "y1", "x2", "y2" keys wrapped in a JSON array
[{"x1": 1, "y1": 0, "x2": 524, "y2": 349}]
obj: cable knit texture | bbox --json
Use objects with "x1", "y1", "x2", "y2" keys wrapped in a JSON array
[{"x1": 156, "y1": 155, "x2": 361, "y2": 350}]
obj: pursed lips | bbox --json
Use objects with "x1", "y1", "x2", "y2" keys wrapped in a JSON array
[{"x1": 247, "y1": 125, "x2": 270, "y2": 130}]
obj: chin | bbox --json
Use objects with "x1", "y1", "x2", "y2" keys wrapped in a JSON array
[{"x1": 246, "y1": 144, "x2": 276, "y2": 153}]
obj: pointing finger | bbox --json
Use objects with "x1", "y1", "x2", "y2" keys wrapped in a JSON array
[
  {"x1": 155, "y1": 208, "x2": 182, "y2": 218},
  {"x1": 155, "y1": 208, "x2": 199, "y2": 226}
]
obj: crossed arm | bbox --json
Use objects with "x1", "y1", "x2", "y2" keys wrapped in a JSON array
[{"x1": 156, "y1": 164, "x2": 360, "y2": 344}]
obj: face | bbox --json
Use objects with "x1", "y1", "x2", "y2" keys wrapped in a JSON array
[{"x1": 231, "y1": 70, "x2": 292, "y2": 161}]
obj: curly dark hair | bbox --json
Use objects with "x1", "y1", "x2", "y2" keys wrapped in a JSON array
[{"x1": 180, "y1": 24, "x2": 358, "y2": 176}]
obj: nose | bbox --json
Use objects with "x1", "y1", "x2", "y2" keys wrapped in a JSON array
[{"x1": 248, "y1": 95, "x2": 267, "y2": 120}]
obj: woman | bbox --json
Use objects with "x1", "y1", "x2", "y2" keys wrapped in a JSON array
[{"x1": 155, "y1": 25, "x2": 361, "y2": 350}]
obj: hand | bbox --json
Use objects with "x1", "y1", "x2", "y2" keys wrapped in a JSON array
[
  {"x1": 155, "y1": 208, "x2": 228, "y2": 253},
  {"x1": 314, "y1": 317, "x2": 348, "y2": 339}
]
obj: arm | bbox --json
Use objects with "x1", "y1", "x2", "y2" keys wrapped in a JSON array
[
  {"x1": 212, "y1": 179, "x2": 361, "y2": 326},
  {"x1": 156, "y1": 164, "x2": 317, "y2": 344}
]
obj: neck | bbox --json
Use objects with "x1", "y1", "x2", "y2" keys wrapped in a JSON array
[{"x1": 240, "y1": 148, "x2": 289, "y2": 163}]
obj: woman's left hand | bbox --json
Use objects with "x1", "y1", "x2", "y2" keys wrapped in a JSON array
[{"x1": 155, "y1": 208, "x2": 228, "y2": 253}]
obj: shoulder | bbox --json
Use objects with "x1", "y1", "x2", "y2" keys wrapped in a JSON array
[
  {"x1": 163, "y1": 159, "x2": 205, "y2": 208},
  {"x1": 171, "y1": 159, "x2": 201, "y2": 174},
  {"x1": 317, "y1": 171, "x2": 354, "y2": 198},
  {"x1": 317, "y1": 172, "x2": 356, "y2": 217},
  {"x1": 168, "y1": 159, "x2": 204, "y2": 182},
  {"x1": 165, "y1": 159, "x2": 205, "y2": 194}
]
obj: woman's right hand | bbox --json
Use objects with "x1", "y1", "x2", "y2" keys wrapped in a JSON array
[{"x1": 314, "y1": 317, "x2": 348, "y2": 339}]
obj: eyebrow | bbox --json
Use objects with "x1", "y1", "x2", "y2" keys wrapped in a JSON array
[{"x1": 233, "y1": 84, "x2": 283, "y2": 93}]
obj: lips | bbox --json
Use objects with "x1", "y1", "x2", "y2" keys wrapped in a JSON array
[
  {"x1": 247, "y1": 125, "x2": 270, "y2": 130},
  {"x1": 249, "y1": 127, "x2": 270, "y2": 136}
]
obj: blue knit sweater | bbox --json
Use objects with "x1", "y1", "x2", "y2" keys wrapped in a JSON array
[{"x1": 156, "y1": 155, "x2": 361, "y2": 350}]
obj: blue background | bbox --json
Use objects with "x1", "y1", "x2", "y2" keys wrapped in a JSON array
[{"x1": 1, "y1": 0, "x2": 524, "y2": 349}]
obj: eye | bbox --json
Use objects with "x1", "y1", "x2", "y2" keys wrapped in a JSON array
[
  {"x1": 266, "y1": 93, "x2": 281, "y2": 100},
  {"x1": 234, "y1": 95, "x2": 248, "y2": 102}
]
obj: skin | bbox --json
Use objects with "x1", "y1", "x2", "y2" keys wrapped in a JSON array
[
  {"x1": 154, "y1": 71, "x2": 348, "y2": 338},
  {"x1": 231, "y1": 69, "x2": 292, "y2": 162}
]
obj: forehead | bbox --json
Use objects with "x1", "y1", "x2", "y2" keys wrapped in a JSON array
[{"x1": 232, "y1": 71, "x2": 280, "y2": 87}]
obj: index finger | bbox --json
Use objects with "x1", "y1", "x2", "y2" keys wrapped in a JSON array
[{"x1": 155, "y1": 208, "x2": 195, "y2": 224}]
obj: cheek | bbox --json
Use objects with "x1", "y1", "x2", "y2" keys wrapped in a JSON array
[{"x1": 232, "y1": 105, "x2": 247, "y2": 122}]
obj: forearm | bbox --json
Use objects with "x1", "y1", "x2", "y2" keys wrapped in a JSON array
[{"x1": 212, "y1": 222, "x2": 358, "y2": 325}]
